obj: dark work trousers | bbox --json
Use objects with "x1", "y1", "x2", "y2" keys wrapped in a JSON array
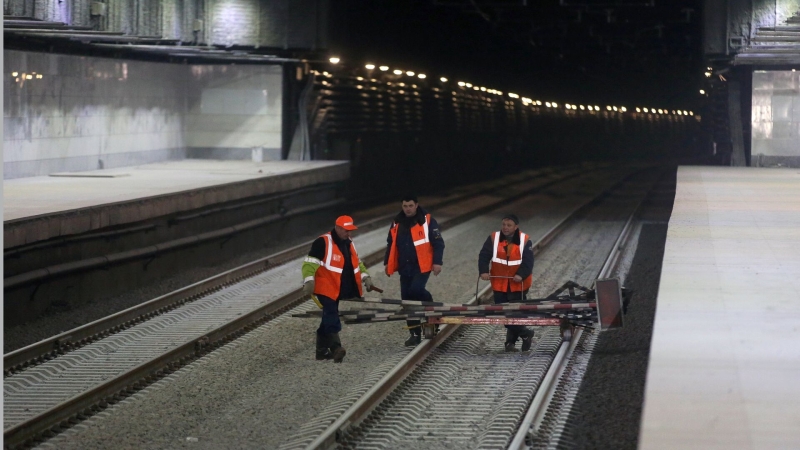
[
  {"x1": 315, "y1": 294, "x2": 341, "y2": 336},
  {"x1": 493, "y1": 290, "x2": 528, "y2": 334},
  {"x1": 401, "y1": 272, "x2": 433, "y2": 334}
]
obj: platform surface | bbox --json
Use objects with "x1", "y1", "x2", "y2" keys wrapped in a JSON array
[
  {"x1": 639, "y1": 166, "x2": 800, "y2": 449},
  {"x1": 3, "y1": 159, "x2": 349, "y2": 247}
]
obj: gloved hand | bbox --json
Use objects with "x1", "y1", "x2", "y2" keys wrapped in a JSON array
[
  {"x1": 364, "y1": 276, "x2": 374, "y2": 291},
  {"x1": 303, "y1": 280, "x2": 315, "y2": 296}
]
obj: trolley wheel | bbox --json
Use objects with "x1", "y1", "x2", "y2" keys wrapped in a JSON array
[
  {"x1": 422, "y1": 324, "x2": 436, "y2": 340},
  {"x1": 559, "y1": 319, "x2": 574, "y2": 341}
]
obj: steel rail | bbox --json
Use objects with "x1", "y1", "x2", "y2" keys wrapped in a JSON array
[
  {"x1": 508, "y1": 169, "x2": 662, "y2": 450},
  {"x1": 303, "y1": 166, "x2": 653, "y2": 450},
  {"x1": 4, "y1": 166, "x2": 581, "y2": 375},
  {"x1": 3, "y1": 166, "x2": 597, "y2": 448}
]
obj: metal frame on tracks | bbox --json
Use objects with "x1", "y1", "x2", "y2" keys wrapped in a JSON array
[
  {"x1": 4, "y1": 164, "x2": 608, "y2": 449},
  {"x1": 303, "y1": 166, "x2": 659, "y2": 450}
]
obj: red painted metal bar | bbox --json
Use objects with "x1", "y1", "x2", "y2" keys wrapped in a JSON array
[{"x1": 427, "y1": 317, "x2": 563, "y2": 326}]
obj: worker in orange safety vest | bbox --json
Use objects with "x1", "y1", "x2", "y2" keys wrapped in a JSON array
[
  {"x1": 302, "y1": 215, "x2": 373, "y2": 362},
  {"x1": 478, "y1": 214, "x2": 535, "y2": 352},
  {"x1": 384, "y1": 194, "x2": 445, "y2": 346}
]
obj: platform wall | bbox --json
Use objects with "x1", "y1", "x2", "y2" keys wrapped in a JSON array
[{"x1": 3, "y1": 50, "x2": 283, "y2": 179}]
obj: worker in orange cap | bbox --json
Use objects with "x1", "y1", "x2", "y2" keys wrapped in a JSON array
[{"x1": 301, "y1": 215, "x2": 373, "y2": 362}]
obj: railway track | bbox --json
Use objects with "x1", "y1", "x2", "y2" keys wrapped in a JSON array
[
  {"x1": 3, "y1": 164, "x2": 636, "y2": 449},
  {"x1": 282, "y1": 168, "x2": 658, "y2": 450}
]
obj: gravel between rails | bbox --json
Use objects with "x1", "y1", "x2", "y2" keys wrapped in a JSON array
[
  {"x1": 557, "y1": 167, "x2": 676, "y2": 450},
  {"x1": 34, "y1": 165, "x2": 641, "y2": 450}
]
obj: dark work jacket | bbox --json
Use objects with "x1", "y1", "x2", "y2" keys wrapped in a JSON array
[
  {"x1": 478, "y1": 229, "x2": 534, "y2": 281},
  {"x1": 383, "y1": 206, "x2": 445, "y2": 277},
  {"x1": 308, "y1": 228, "x2": 359, "y2": 300}
]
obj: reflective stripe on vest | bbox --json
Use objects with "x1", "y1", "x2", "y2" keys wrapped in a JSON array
[
  {"x1": 491, "y1": 231, "x2": 527, "y2": 266},
  {"x1": 489, "y1": 230, "x2": 532, "y2": 292},
  {"x1": 314, "y1": 232, "x2": 363, "y2": 300},
  {"x1": 386, "y1": 214, "x2": 434, "y2": 275},
  {"x1": 413, "y1": 218, "x2": 430, "y2": 246}
]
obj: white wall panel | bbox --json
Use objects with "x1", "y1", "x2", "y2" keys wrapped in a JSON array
[{"x1": 3, "y1": 50, "x2": 284, "y2": 179}]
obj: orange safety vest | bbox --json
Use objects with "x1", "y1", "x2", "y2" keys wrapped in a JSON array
[
  {"x1": 313, "y1": 232, "x2": 363, "y2": 300},
  {"x1": 489, "y1": 230, "x2": 532, "y2": 293},
  {"x1": 386, "y1": 213, "x2": 434, "y2": 275}
]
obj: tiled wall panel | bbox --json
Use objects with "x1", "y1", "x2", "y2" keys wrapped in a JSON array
[
  {"x1": 3, "y1": 50, "x2": 283, "y2": 179},
  {"x1": 752, "y1": 70, "x2": 800, "y2": 167}
]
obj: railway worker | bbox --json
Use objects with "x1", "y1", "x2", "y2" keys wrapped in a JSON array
[
  {"x1": 478, "y1": 214, "x2": 535, "y2": 352},
  {"x1": 384, "y1": 194, "x2": 445, "y2": 346},
  {"x1": 302, "y1": 215, "x2": 374, "y2": 362}
]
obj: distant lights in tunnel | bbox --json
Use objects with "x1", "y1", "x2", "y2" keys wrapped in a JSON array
[
  {"x1": 643, "y1": 108, "x2": 648, "y2": 113},
  {"x1": 580, "y1": 105, "x2": 585, "y2": 110},
  {"x1": 658, "y1": 109, "x2": 663, "y2": 114},
  {"x1": 379, "y1": 66, "x2": 389, "y2": 71},
  {"x1": 606, "y1": 106, "x2": 612, "y2": 111},
  {"x1": 545, "y1": 102, "x2": 552, "y2": 107},
  {"x1": 365, "y1": 64, "x2": 375, "y2": 70},
  {"x1": 406, "y1": 71, "x2": 415, "y2": 76},
  {"x1": 418, "y1": 74, "x2": 426, "y2": 79},
  {"x1": 440, "y1": 77, "x2": 448, "y2": 82},
  {"x1": 636, "y1": 107, "x2": 641, "y2": 112},
  {"x1": 12, "y1": 72, "x2": 18, "y2": 77},
  {"x1": 465, "y1": 83, "x2": 473, "y2": 88},
  {"x1": 594, "y1": 106, "x2": 600, "y2": 111},
  {"x1": 458, "y1": 81, "x2": 466, "y2": 87},
  {"x1": 689, "y1": 111, "x2": 694, "y2": 115},
  {"x1": 393, "y1": 69, "x2": 403, "y2": 75},
  {"x1": 612, "y1": 106, "x2": 618, "y2": 111},
  {"x1": 329, "y1": 57, "x2": 340, "y2": 64},
  {"x1": 705, "y1": 72, "x2": 712, "y2": 77},
  {"x1": 508, "y1": 93, "x2": 519, "y2": 99},
  {"x1": 620, "y1": 107, "x2": 627, "y2": 112},
  {"x1": 552, "y1": 102, "x2": 558, "y2": 108},
  {"x1": 699, "y1": 89, "x2": 706, "y2": 94},
  {"x1": 473, "y1": 86, "x2": 480, "y2": 90},
  {"x1": 480, "y1": 86, "x2": 486, "y2": 91}
]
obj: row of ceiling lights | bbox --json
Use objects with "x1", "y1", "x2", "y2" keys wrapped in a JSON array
[{"x1": 327, "y1": 56, "x2": 693, "y2": 116}]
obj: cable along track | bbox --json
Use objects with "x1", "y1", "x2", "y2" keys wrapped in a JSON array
[{"x1": 4, "y1": 165, "x2": 619, "y2": 449}]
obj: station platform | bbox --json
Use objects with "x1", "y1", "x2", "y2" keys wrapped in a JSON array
[
  {"x1": 3, "y1": 159, "x2": 349, "y2": 249},
  {"x1": 639, "y1": 166, "x2": 800, "y2": 449}
]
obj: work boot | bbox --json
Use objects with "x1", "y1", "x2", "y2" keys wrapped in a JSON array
[
  {"x1": 520, "y1": 328, "x2": 535, "y2": 351},
  {"x1": 315, "y1": 334, "x2": 333, "y2": 360},
  {"x1": 405, "y1": 329, "x2": 422, "y2": 347},
  {"x1": 329, "y1": 333, "x2": 346, "y2": 363},
  {"x1": 504, "y1": 329, "x2": 519, "y2": 352}
]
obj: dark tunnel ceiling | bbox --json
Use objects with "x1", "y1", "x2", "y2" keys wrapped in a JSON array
[{"x1": 329, "y1": 0, "x2": 702, "y2": 107}]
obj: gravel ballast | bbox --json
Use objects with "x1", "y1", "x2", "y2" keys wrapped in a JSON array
[
  {"x1": 33, "y1": 165, "x2": 650, "y2": 450},
  {"x1": 559, "y1": 168, "x2": 676, "y2": 449}
]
